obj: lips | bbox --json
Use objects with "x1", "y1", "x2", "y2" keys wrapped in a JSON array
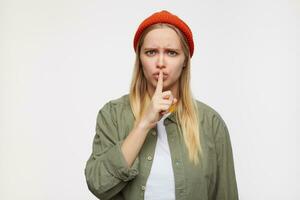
[
  {"x1": 153, "y1": 72, "x2": 168, "y2": 77},
  {"x1": 153, "y1": 74, "x2": 168, "y2": 80},
  {"x1": 153, "y1": 72, "x2": 168, "y2": 76}
]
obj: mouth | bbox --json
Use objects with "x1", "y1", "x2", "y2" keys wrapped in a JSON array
[{"x1": 153, "y1": 74, "x2": 168, "y2": 81}]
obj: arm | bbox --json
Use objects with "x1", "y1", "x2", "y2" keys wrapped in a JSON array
[
  {"x1": 213, "y1": 115, "x2": 239, "y2": 200},
  {"x1": 84, "y1": 102, "x2": 140, "y2": 200},
  {"x1": 121, "y1": 120, "x2": 150, "y2": 169}
]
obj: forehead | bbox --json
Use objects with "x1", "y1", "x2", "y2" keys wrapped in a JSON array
[{"x1": 142, "y1": 27, "x2": 182, "y2": 49}]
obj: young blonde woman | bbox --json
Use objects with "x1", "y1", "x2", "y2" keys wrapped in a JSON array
[{"x1": 85, "y1": 10, "x2": 239, "y2": 200}]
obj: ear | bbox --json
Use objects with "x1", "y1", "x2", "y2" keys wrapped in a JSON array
[{"x1": 183, "y1": 59, "x2": 187, "y2": 68}]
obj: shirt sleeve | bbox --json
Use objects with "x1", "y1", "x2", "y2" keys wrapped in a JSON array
[
  {"x1": 212, "y1": 115, "x2": 239, "y2": 200},
  {"x1": 85, "y1": 101, "x2": 139, "y2": 200}
]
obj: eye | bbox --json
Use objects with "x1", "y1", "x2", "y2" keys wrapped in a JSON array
[
  {"x1": 145, "y1": 50, "x2": 156, "y2": 56},
  {"x1": 168, "y1": 51, "x2": 178, "y2": 56}
]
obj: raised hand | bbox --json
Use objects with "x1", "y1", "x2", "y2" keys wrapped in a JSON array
[{"x1": 139, "y1": 70, "x2": 177, "y2": 129}]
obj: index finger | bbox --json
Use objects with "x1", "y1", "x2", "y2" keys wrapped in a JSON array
[{"x1": 155, "y1": 70, "x2": 163, "y2": 94}]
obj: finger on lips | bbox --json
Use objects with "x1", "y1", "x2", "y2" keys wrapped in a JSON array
[
  {"x1": 155, "y1": 70, "x2": 163, "y2": 94},
  {"x1": 156, "y1": 70, "x2": 177, "y2": 114}
]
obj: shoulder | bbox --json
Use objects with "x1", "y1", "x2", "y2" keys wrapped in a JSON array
[
  {"x1": 194, "y1": 99, "x2": 229, "y2": 139},
  {"x1": 99, "y1": 94, "x2": 130, "y2": 111},
  {"x1": 97, "y1": 94, "x2": 132, "y2": 123},
  {"x1": 109, "y1": 94, "x2": 130, "y2": 106},
  {"x1": 195, "y1": 99, "x2": 225, "y2": 123}
]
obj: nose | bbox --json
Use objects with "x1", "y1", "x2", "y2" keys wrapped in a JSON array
[{"x1": 156, "y1": 52, "x2": 166, "y2": 69}]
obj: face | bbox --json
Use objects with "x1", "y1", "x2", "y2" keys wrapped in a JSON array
[{"x1": 140, "y1": 27, "x2": 186, "y2": 96}]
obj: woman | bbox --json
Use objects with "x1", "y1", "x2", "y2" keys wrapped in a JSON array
[{"x1": 85, "y1": 10, "x2": 239, "y2": 200}]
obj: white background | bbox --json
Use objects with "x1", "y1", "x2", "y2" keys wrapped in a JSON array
[{"x1": 1, "y1": 0, "x2": 299, "y2": 199}]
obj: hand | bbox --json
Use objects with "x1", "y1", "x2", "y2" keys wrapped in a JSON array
[{"x1": 138, "y1": 70, "x2": 177, "y2": 130}]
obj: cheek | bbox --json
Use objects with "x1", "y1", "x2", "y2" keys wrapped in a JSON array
[
  {"x1": 141, "y1": 59, "x2": 155, "y2": 74},
  {"x1": 170, "y1": 64, "x2": 183, "y2": 78},
  {"x1": 141, "y1": 63, "x2": 153, "y2": 80},
  {"x1": 172, "y1": 71, "x2": 182, "y2": 82}
]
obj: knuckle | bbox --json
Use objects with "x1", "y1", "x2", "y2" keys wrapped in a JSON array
[{"x1": 162, "y1": 90, "x2": 171, "y2": 95}]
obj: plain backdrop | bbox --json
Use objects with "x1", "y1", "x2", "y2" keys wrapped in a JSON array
[{"x1": 1, "y1": 0, "x2": 299, "y2": 199}]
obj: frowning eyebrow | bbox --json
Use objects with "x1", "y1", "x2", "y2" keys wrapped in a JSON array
[{"x1": 143, "y1": 47, "x2": 181, "y2": 51}]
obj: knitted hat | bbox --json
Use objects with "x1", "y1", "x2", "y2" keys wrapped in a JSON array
[{"x1": 133, "y1": 10, "x2": 194, "y2": 57}]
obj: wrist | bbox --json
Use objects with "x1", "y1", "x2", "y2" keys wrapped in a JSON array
[{"x1": 136, "y1": 120, "x2": 151, "y2": 132}]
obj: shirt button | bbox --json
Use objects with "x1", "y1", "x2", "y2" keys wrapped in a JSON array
[
  {"x1": 152, "y1": 131, "x2": 156, "y2": 136},
  {"x1": 147, "y1": 155, "x2": 153, "y2": 161},
  {"x1": 175, "y1": 161, "x2": 180, "y2": 166},
  {"x1": 141, "y1": 185, "x2": 146, "y2": 191}
]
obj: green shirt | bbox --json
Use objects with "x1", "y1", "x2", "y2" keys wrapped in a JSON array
[{"x1": 85, "y1": 94, "x2": 239, "y2": 200}]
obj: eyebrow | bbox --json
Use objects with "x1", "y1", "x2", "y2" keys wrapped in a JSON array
[{"x1": 143, "y1": 47, "x2": 181, "y2": 51}]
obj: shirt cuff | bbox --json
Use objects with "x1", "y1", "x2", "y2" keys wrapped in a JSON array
[{"x1": 103, "y1": 140, "x2": 139, "y2": 182}]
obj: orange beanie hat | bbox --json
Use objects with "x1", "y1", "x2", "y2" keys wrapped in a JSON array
[{"x1": 133, "y1": 10, "x2": 194, "y2": 57}]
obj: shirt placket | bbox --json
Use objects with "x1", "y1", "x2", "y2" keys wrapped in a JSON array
[
  {"x1": 164, "y1": 118, "x2": 186, "y2": 200},
  {"x1": 138, "y1": 127, "x2": 158, "y2": 199}
]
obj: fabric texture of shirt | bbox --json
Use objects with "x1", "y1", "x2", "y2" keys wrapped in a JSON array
[
  {"x1": 85, "y1": 94, "x2": 239, "y2": 200},
  {"x1": 144, "y1": 112, "x2": 175, "y2": 200}
]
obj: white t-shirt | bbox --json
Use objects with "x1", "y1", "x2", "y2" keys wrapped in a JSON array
[{"x1": 144, "y1": 112, "x2": 175, "y2": 200}]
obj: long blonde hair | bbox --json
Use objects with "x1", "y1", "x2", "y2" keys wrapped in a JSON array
[{"x1": 129, "y1": 23, "x2": 202, "y2": 165}]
